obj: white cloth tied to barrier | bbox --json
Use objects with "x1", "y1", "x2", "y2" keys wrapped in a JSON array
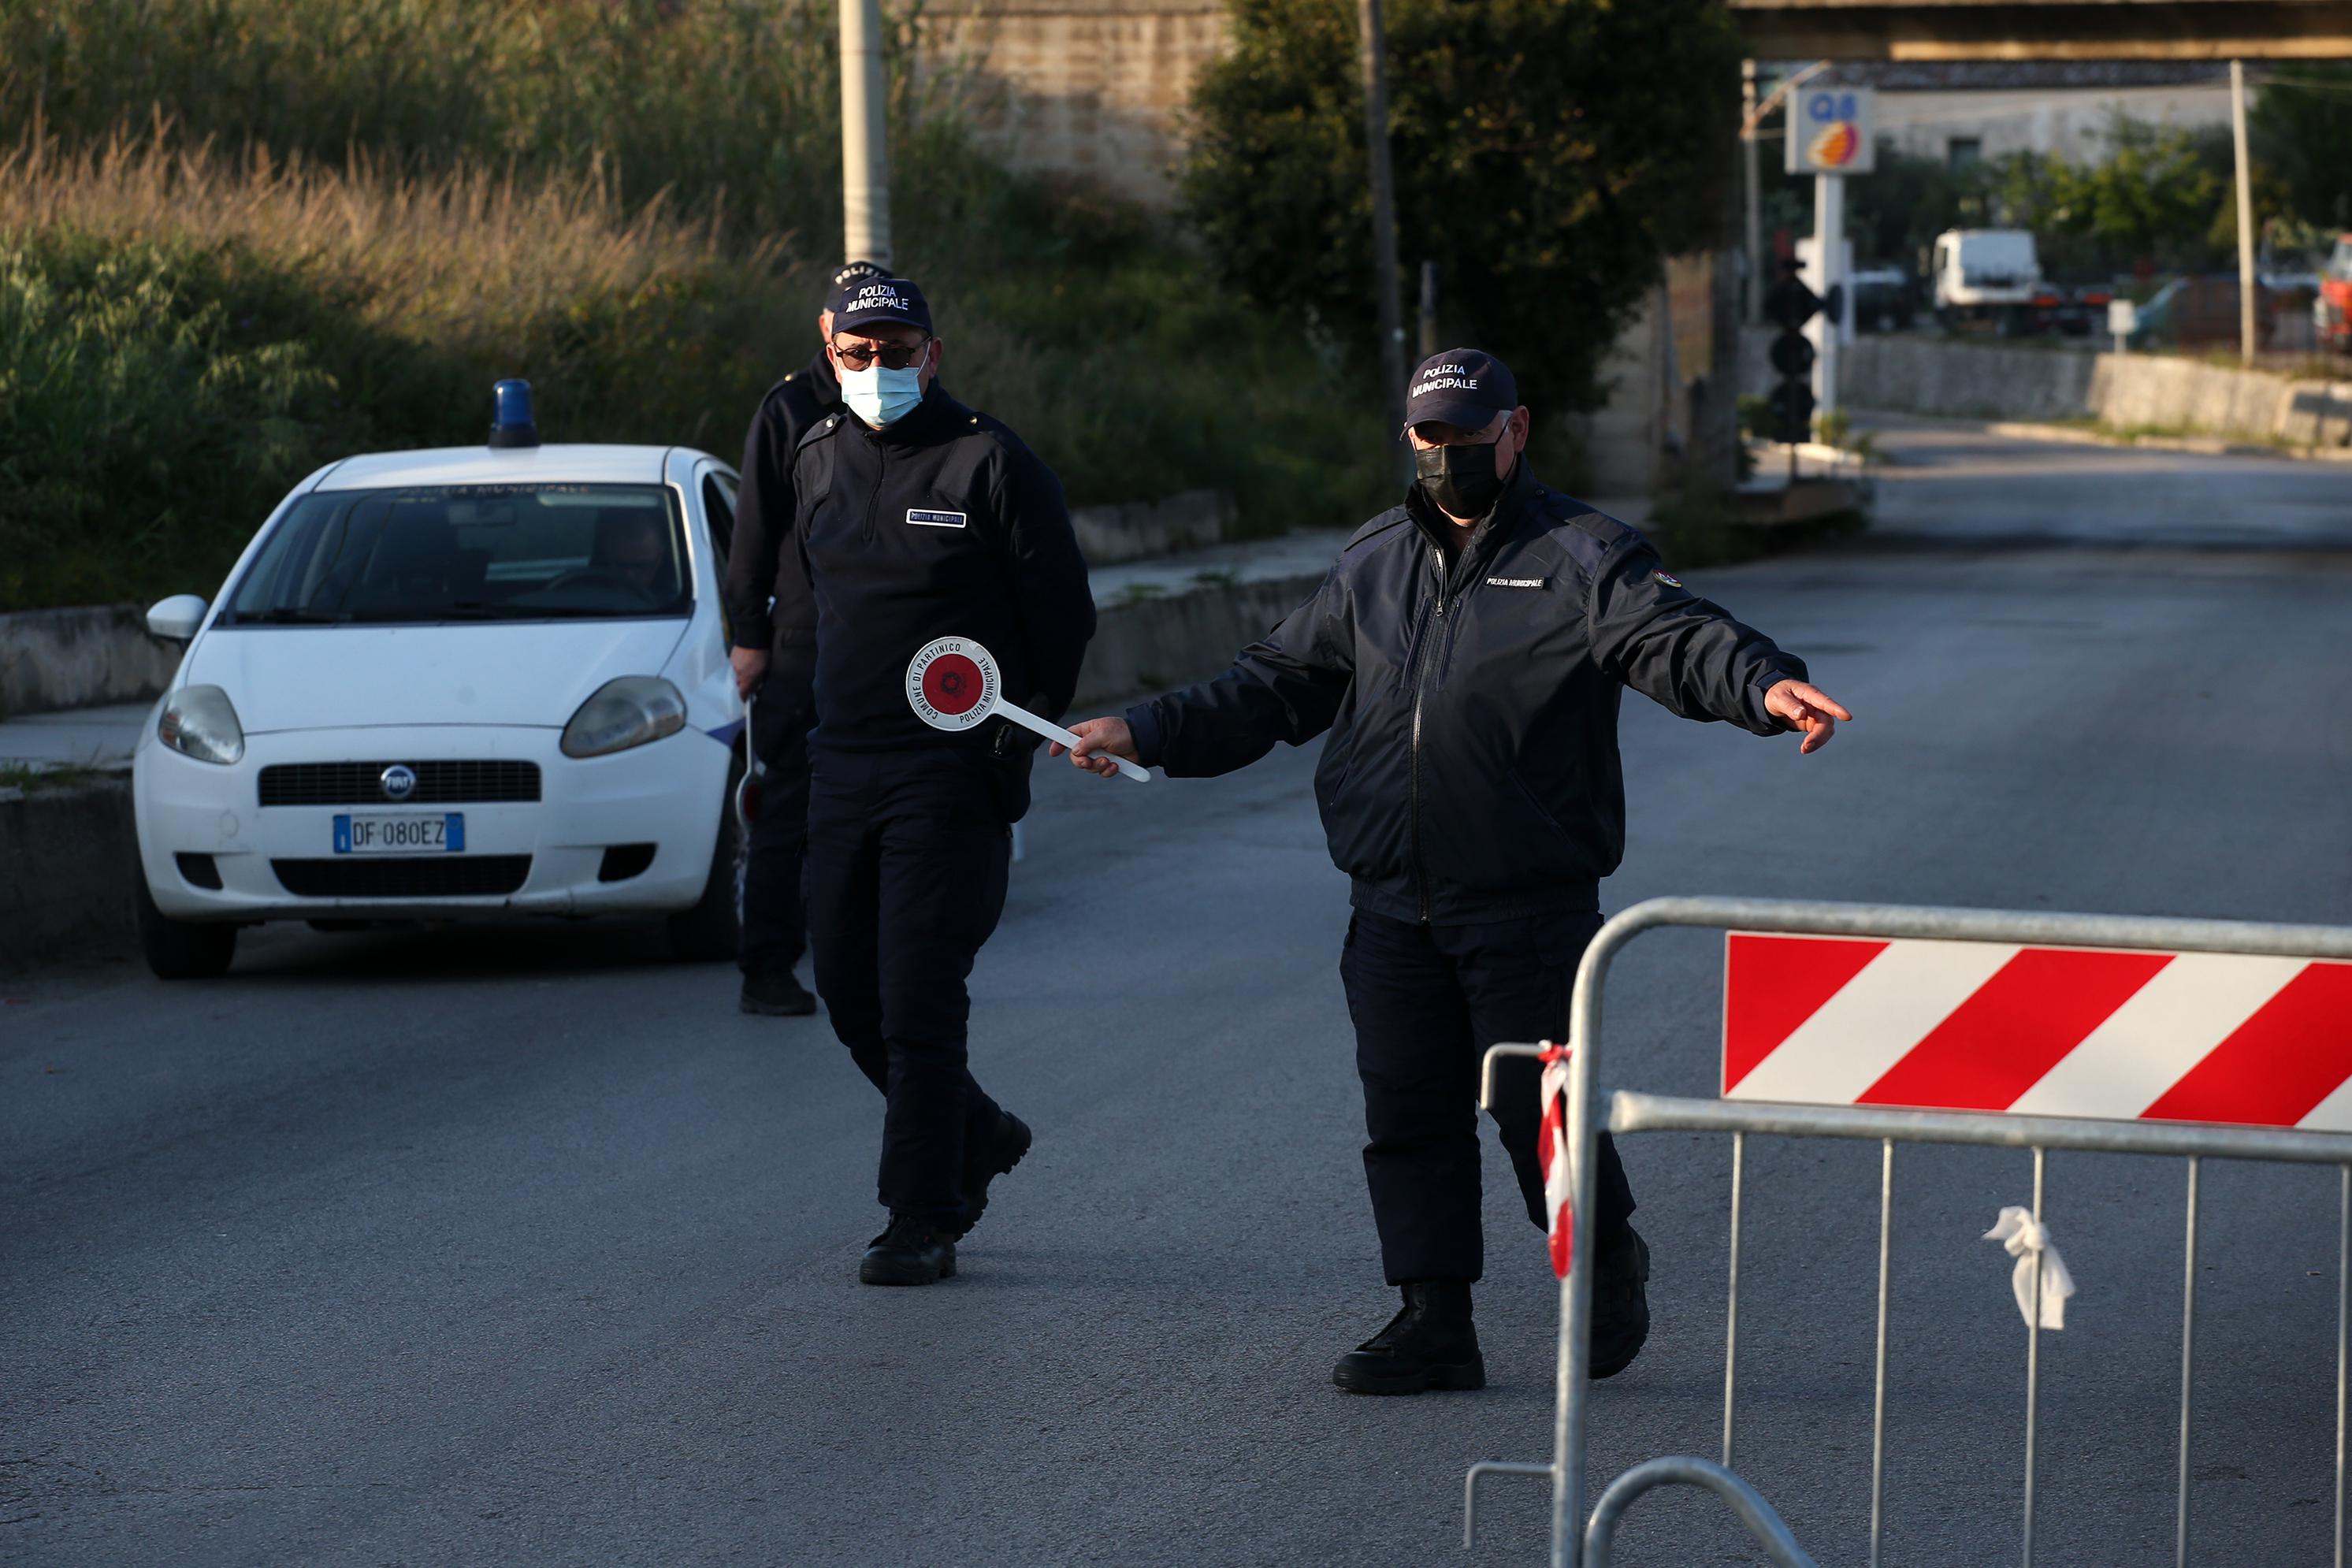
[{"x1": 1983, "y1": 1206, "x2": 2075, "y2": 1331}]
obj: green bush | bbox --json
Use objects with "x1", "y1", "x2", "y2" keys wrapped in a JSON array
[{"x1": 0, "y1": 233, "x2": 337, "y2": 608}]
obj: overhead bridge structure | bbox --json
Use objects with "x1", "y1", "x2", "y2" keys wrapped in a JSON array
[{"x1": 1728, "y1": 0, "x2": 2352, "y2": 60}]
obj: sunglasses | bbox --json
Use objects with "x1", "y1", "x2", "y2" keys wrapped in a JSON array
[{"x1": 832, "y1": 336, "x2": 931, "y2": 371}]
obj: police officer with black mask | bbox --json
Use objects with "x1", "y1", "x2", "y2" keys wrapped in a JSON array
[
  {"x1": 1057, "y1": 348, "x2": 1851, "y2": 1391},
  {"x1": 777, "y1": 274, "x2": 1096, "y2": 1286},
  {"x1": 726, "y1": 258, "x2": 892, "y2": 1017}
]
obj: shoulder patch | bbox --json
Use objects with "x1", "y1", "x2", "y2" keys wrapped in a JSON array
[{"x1": 1653, "y1": 570, "x2": 1683, "y2": 589}]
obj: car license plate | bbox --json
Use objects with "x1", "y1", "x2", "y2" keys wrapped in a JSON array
[{"x1": 333, "y1": 813, "x2": 464, "y2": 854}]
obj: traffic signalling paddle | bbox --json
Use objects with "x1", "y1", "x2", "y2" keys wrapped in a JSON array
[{"x1": 905, "y1": 636, "x2": 1150, "y2": 783}]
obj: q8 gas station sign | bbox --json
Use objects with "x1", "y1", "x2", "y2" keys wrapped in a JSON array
[{"x1": 1787, "y1": 85, "x2": 1875, "y2": 176}]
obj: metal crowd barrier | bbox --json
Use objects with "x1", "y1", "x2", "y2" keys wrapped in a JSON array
[{"x1": 1462, "y1": 896, "x2": 2352, "y2": 1568}]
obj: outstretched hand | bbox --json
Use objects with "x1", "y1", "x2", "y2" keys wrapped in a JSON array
[
  {"x1": 1764, "y1": 680, "x2": 1852, "y2": 754},
  {"x1": 1052, "y1": 716, "x2": 1139, "y2": 778}
]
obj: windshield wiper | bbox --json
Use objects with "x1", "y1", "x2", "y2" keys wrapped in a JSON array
[
  {"x1": 227, "y1": 607, "x2": 347, "y2": 624},
  {"x1": 445, "y1": 601, "x2": 663, "y2": 619}
]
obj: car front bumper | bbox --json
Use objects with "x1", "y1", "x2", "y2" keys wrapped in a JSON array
[{"x1": 133, "y1": 723, "x2": 731, "y2": 923}]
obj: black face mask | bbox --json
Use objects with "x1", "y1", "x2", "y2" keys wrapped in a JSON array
[{"x1": 1414, "y1": 440, "x2": 1508, "y2": 519}]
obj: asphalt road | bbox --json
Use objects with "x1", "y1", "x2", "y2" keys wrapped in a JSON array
[{"x1": 8, "y1": 421, "x2": 2352, "y2": 1566}]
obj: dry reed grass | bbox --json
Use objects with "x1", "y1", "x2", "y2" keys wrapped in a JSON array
[{"x1": 0, "y1": 117, "x2": 811, "y2": 341}]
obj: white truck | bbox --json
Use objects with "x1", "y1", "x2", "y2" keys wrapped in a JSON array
[{"x1": 1930, "y1": 229, "x2": 2046, "y2": 335}]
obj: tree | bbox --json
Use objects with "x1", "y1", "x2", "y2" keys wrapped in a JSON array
[
  {"x1": 1182, "y1": 0, "x2": 1743, "y2": 413},
  {"x1": 2252, "y1": 66, "x2": 2352, "y2": 234},
  {"x1": 1845, "y1": 146, "x2": 1973, "y2": 273}
]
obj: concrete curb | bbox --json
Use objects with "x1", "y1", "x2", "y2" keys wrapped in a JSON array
[
  {"x1": 1, "y1": 771, "x2": 139, "y2": 971},
  {"x1": 1981, "y1": 420, "x2": 2352, "y2": 462}
]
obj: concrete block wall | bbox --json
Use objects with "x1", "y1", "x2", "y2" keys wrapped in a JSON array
[
  {"x1": 2, "y1": 606, "x2": 182, "y2": 718},
  {"x1": 1071, "y1": 571, "x2": 1315, "y2": 708},
  {"x1": 2089, "y1": 355, "x2": 2352, "y2": 447},
  {"x1": 1068, "y1": 489, "x2": 1232, "y2": 565},
  {"x1": 1840, "y1": 338, "x2": 2099, "y2": 422},
  {"x1": 1837, "y1": 336, "x2": 2352, "y2": 449}
]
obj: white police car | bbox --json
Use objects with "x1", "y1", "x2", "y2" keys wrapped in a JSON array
[{"x1": 130, "y1": 382, "x2": 750, "y2": 978}]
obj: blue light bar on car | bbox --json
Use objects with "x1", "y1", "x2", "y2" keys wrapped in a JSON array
[{"x1": 488, "y1": 379, "x2": 540, "y2": 449}]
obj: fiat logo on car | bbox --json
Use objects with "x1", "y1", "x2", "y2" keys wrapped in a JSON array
[{"x1": 379, "y1": 764, "x2": 418, "y2": 801}]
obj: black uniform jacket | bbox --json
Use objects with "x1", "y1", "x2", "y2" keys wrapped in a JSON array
[
  {"x1": 1124, "y1": 462, "x2": 1808, "y2": 925},
  {"x1": 726, "y1": 348, "x2": 840, "y2": 659},
  {"x1": 776, "y1": 383, "x2": 1095, "y2": 762}
]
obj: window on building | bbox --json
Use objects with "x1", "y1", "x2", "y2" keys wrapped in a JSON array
[{"x1": 1947, "y1": 137, "x2": 1983, "y2": 172}]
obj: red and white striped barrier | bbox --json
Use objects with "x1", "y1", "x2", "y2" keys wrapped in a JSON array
[
  {"x1": 1537, "y1": 1043, "x2": 1574, "y2": 1278},
  {"x1": 1724, "y1": 934, "x2": 2352, "y2": 1130}
]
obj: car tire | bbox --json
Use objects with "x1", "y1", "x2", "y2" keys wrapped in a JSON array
[
  {"x1": 135, "y1": 864, "x2": 238, "y2": 979},
  {"x1": 667, "y1": 753, "x2": 747, "y2": 963}
]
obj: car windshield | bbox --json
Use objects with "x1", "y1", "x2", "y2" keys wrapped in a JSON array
[{"x1": 223, "y1": 483, "x2": 689, "y2": 624}]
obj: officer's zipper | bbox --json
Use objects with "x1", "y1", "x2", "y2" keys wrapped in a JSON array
[
  {"x1": 862, "y1": 442, "x2": 890, "y2": 542},
  {"x1": 1408, "y1": 543, "x2": 1447, "y2": 925}
]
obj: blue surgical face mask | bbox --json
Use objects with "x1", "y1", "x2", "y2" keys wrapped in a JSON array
[{"x1": 840, "y1": 362, "x2": 925, "y2": 427}]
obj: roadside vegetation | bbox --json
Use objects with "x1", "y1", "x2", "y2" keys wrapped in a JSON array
[
  {"x1": 0, "y1": 0, "x2": 1390, "y2": 612},
  {"x1": 1184, "y1": 0, "x2": 1741, "y2": 415}
]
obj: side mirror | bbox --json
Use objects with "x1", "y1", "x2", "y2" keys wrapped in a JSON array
[{"x1": 146, "y1": 594, "x2": 209, "y2": 644}]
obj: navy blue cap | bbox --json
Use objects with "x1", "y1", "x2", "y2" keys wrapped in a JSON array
[
  {"x1": 828, "y1": 276, "x2": 931, "y2": 335},
  {"x1": 831, "y1": 259, "x2": 887, "y2": 291},
  {"x1": 1405, "y1": 348, "x2": 1518, "y2": 433}
]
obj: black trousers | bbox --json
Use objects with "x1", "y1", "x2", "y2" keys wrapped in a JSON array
[
  {"x1": 738, "y1": 671, "x2": 812, "y2": 979},
  {"x1": 803, "y1": 747, "x2": 1010, "y2": 1231},
  {"x1": 1339, "y1": 908, "x2": 1638, "y2": 1285}
]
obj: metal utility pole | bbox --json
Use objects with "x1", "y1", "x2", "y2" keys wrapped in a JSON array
[
  {"x1": 840, "y1": 0, "x2": 892, "y2": 268},
  {"x1": 1743, "y1": 60, "x2": 1764, "y2": 326},
  {"x1": 1418, "y1": 262, "x2": 1440, "y2": 358},
  {"x1": 1358, "y1": 0, "x2": 1410, "y2": 481},
  {"x1": 1811, "y1": 173, "x2": 1845, "y2": 423},
  {"x1": 2230, "y1": 59, "x2": 2257, "y2": 366}
]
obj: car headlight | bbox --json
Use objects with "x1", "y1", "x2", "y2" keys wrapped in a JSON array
[
  {"x1": 561, "y1": 676, "x2": 687, "y2": 758},
  {"x1": 157, "y1": 685, "x2": 245, "y2": 764}
]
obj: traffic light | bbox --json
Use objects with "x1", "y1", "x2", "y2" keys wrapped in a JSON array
[{"x1": 1763, "y1": 264, "x2": 1820, "y2": 444}]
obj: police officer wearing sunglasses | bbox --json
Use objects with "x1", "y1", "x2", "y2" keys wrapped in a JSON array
[
  {"x1": 775, "y1": 275, "x2": 1096, "y2": 1286},
  {"x1": 728, "y1": 258, "x2": 893, "y2": 1020},
  {"x1": 1057, "y1": 348, "x2": 1851, "y2": 1392}
]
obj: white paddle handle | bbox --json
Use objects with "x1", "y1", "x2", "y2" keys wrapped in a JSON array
[{"x1": 994, "y1": 700, "x2": 1150, "y2": 783}]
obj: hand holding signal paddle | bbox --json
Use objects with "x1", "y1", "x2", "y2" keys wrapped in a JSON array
[{"x1": 905, "y1": 637, "x2": 1150, "y2": 783}]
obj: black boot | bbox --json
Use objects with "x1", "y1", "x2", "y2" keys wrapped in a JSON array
[
  {"x1": 1332, "y1": 1281, "x2": 1486, "y2": 1395},
  {"x1": 1589, "y1": 1225, "x2": 1651, "y2": 1380},
  {"x1": 740, "y1": 969, "x2": 817, "y2": 1016},
  {"x1": 859, "y1": 1214, "x2": 957, "y2": 1286},
  {"x1": 953, "y1": 1111, "x2": 1032, "y2": 1239}
]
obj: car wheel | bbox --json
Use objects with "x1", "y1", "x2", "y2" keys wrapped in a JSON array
[
  {"x1": 135, "y1": 864, "x2": 238, "y2": 979},
  {"x1": 667, "y1": 753, "x2": 747, "y2": 963}
]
